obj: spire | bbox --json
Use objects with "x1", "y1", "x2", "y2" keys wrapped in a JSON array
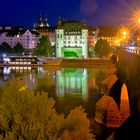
[
  {"x1": 44, "y1": 16, "x2": 49, "y2": 27},
  {"x1": 38, "y1": 15, "x2": 44, "y2": 27},
  {"x1": 58, "y1": 16, "x2": 62, "y2": 27},
  {"x1": 39, "y1": 14, "x2": 43, "y2": 22}
]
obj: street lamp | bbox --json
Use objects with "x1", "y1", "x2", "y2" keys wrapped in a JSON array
[
  {"x1": 117, "y1": 27, "x2": 130, "y2": 47},
  {"x1": 138, "y1": 18, "x2": 140, "y2": 24},
  {"x1": 123, "y1": 31, "x2": 127, "y2": 36}
]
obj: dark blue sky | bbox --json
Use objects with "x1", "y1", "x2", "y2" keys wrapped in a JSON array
[{"x1": 0, "y1": 0, "x2": 140, "y2": 28}]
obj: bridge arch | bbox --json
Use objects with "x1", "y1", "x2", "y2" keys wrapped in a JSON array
[
  {"x1": 106, "y1": 49, "x2": 140, "y2": 140},
  {"x1": 109, "y1": 80, "x2": 131, "y2": 113},
  {"x1": 95, "y1": 83, "x2": 131, "y2": 128},
  {"x1": 120, "y1": 83, "x2": 130, "y2": 124}
]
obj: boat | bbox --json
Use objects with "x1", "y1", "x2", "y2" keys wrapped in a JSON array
[{"x1": 0, "y1": 55, "x2": 44, "y2": 66}]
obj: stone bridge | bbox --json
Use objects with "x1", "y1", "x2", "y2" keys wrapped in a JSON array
[{"x1": 107, "y1": 49, "x2": 140, "y2": 139}]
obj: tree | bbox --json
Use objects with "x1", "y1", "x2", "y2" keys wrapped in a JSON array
[
  {"x1": 88, "y1": 48, "x2": 96, "y2": 57},
  {"x1": 35, "y1": 36, "x2": 52, "y2": 56},
  {"x1": 13, "y1": 43, "x2": 25, "y2": 54},
  {"x1": 94, "y1": 39, "x2": 112, "y2": 57},
  {"x1": 0, "y1": 42, "x2": 12, "y2": 54},
  {"x1": 0, "y1": 79, "x2": 94, "y2": 140}
]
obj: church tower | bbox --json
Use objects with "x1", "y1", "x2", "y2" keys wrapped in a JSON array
[
  {"x1": 44, "y1": 16, "x2": 49, "y2": 27},
  {"x1": 37, "y1": 15, "x2": 44, "y2": 27}
]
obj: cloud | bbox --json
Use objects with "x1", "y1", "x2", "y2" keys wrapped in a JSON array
[{"x1": 80, "y1": 0, "x2": 98, "y2": 16}]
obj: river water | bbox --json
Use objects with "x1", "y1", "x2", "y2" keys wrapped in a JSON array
[{"x1": 0, "y1": 66, "x2": 115, "y2": 139}]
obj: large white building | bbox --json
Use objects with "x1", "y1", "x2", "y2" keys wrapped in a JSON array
[
  {"x1": 56, "y1": 20, "x2": 88, "y2": 58},
  {"x1": 0, "y1": 26, "x2": 41, "y2": 50}
]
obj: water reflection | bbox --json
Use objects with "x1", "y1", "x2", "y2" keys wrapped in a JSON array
[
  {"x1": 0, "y1": 66, "x2": 105, "y2": 113},
  {"x1": 56, "y1": 68, "x2": 88, "y2": 98},
  {"x1": 0, "y1": 66, "x2": 121, "y2": 139}
]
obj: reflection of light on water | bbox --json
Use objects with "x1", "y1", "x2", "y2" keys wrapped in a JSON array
[
  {"x1": 11, "y1": 67, "x2": 31, "y2": 70},
  {"x1": 3, "y1": 67, "x2": 11, "y2": 81},
  {"x1": 29, "y1": 74, "x2": 35, "y2": 84},
  {"x1": 56, "y1": 68, "x2": 87, "y2": 98},
  {"x1": 3, "y1": 67, "x2": 33, "y2": 77},
  {"x1": 3, "y1": 67, "x2": 11, "y2": 74},
  {"x1": 38, "y1": 67, "x2": 43, "y2": 72},
  {"x1": 83, "y1": 68, "x2": 87, "y2": 75}
]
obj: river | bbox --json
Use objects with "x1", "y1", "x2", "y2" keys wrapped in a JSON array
[{"x1": 0, "y1": 65, "x2": 116, "y2": 139}]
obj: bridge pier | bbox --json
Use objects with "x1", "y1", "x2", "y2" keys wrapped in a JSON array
[{"x1": 107, "y1": 49, "x2": 140, "y2": 139}]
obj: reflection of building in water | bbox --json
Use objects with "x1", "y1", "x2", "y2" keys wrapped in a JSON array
[
  {"x1": 56, "y1": 68, "x2": 87, "y2": 97},
  {"x1": 3, "y1": 67, "x2": 11, "y2": 80},
  {"x1": 0, "y1": 67, "x2": 38, "y2": 89}
]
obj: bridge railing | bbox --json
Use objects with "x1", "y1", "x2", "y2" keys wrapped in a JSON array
[{"x1": 121, "y1": 47, "x2": 140, "y2": 55}]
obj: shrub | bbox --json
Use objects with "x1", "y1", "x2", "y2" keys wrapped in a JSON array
[{"x1": 0, "y1": 80, "x2": 94, "y2": 140}]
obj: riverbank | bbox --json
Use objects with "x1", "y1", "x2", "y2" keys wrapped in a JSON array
[
  {"x1": 0, "y1": 58, "x2": 112, "y2": 68},
  {"x1": 60, "y1": 58, "x2": 112, "y2": 67}
]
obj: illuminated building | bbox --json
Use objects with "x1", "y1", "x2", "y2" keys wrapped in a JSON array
[
  {"x1": 34, "y1": 15, "x2": 56, "y2": 46},
  {"x1": 97, "y1": 26, "x2": 119, "y2": 47},
  {"x1": 0, "y1": 26, "x2": 41, "y2": 50},
  {"x1": 133, "y1": 31, "x2": 140, "y2": 47},
  {"x1": 88, "y1": 26, "x2": 99, "y2": 48},
  {"x1": 56, "y1": 19, "x2": 88, "y2": 58}
]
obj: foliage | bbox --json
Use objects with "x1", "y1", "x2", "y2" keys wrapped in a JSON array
[
  {"x1": 0, "y1": 80, "x2": 94, "y2": 140},
  {"x1": 35, "y1": 36, "x2": 52, "y2": 57},
  {"x1": 0, "y1": 42, "x2": 12, "y2": 54},
  {"x1": 88, "y1": 48, "x2": 96, "y2": 57},
  {"x1": 13, "y1": 43, "x2": 25, "y2": 54},
  {"x1": 60, "y1": 106, "x2": 94, "y2": 140},
  {"x1": 94, "y1": 39, "x2": 112, "y2": 57}
]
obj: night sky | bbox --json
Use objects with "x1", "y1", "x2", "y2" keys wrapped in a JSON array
[{"x1": 1, "y1": 0, "x2": 140, "y2": 28}]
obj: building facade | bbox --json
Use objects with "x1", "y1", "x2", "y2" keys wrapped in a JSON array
[
  {"x1": 56, "y1": 19, "x2": 88, "y2": 58},
  {"x1": 0, "y1": 26, "x2": 41, "y2": 50},
  {"x1": 88, "y1": 26, "x2": 99, "y2": 48},
  {"x1": 34, "y1": 15, "x2": 56, "y2": 47},
  {"x1": 97, "y1": 26, "x2": 119, "y2": 47}
]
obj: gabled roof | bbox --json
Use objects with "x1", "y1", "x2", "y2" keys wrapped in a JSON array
[{"x1": 0, "y1": 28, "x2": 40, "y2": 36}]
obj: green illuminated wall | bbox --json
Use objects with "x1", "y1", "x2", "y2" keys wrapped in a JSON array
[{"x1": 62, "y1": 48, "x2": 82, "y2": 58}]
